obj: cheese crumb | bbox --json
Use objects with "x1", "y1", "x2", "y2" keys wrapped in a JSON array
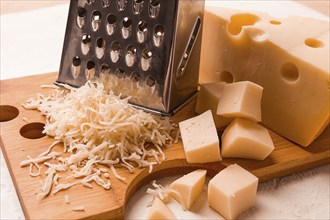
[
  {"x1": 71, "y1": 206, "x2": 85, "y2": 212},
  {"x1": 64, "y1": 195, "x2": 70, "y2": 204}
]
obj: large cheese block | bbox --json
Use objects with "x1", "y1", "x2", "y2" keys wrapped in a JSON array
[{"x1": 199, "y1": 6, "x2": 329, "y2": 146}]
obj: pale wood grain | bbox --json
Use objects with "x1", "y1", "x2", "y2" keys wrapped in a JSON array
[{"x1": 0, "y1": 72, "x2": 329, "y2": 219}]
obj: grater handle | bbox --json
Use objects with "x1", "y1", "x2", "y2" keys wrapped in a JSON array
[{"x1": 176, "y1": 17, "x2": 202, "y2": 79}]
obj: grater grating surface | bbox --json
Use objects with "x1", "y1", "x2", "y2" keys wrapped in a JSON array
[{"x1": 57, "y1": 0, "x2": 204, "y2": 115}]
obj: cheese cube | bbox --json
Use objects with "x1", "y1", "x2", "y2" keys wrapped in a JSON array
[
  {"x1": 169, "y1": 169, "x2": 207, "y2": 210},
  {"x1": 217, "y1": 81, "x2": 263, "y2": 122},
  {"x1": 199, "y1": 6, "x2": 329, "y2": 146},
  {"x1": 195, "y1": 82, "x2": 233, "y2": 128},
  {"x1": 208, "y1": 164, "x2": 258, "y2": 219},
  {"x1": 221, "y1": 118, "x2": 274, "y2": 160},
  {"x1": 146, "y1": 197, "x2": 176, "y2": 220},
  {"x1": 179, "y1": 110, "x2": 222, "y2": 163}
]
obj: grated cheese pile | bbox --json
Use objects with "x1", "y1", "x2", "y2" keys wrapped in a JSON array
[{"x1": 21, "y1": 81, "x2": 179, "y2": 198}]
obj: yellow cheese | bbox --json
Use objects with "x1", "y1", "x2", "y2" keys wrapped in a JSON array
[
  {"x1": 217, "y1": 81, "x2": 263, "y2": 122},
  {"x1": 200, "y1": 6, "x2": 329, "y2": 146},
  {"x1": 208, "y1": 164, "x2": 258, "y2": 219},
  {"x1": 169, "y1": 169, "x2": 207, "y2": 210},
  {"x1": 146, "y1": 197, "x2": 176, "y2": 220},
  {"x1": 221, "y1": 118, "x2": 274, "y2": 160},
  {"x1": 195, "y1": 82, "x2": 233, "y2": 128},
  {"x1": 179, "y1": 110, "x2": 222, "y2": 163}
]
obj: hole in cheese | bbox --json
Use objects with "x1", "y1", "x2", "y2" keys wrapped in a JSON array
[
  {"x1": 246, "y1": 28, "x2": 267, "y2": 42},
  {"x1": 219, "y1": 71, "x2": 234, "y2": 83},
  {"x1": 305, "y1": 38, "x2": 325, "y2": 48},
  {"x1": 228, "y1": 13, "x2": 260, "y2": 36},
  {"x1": 269, "y1": 20, "x2": 281, "y2": 25},
  {"x1": 280, "y1": 62, "x2": 299, "y2": 83}
]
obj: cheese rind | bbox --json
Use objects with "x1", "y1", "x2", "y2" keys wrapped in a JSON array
[
  {"x1": 217, "y1": 81, "x2": 263, "y2": 122},
  {"x1": 221, "y1": 118, "x2": 274, "y2": 160},
  {"x1": 199, "y1": 6, "x2": 330, "y2": 146},
  {"x1": 169, "y1": 169, "x2": 207, "y2": 210},
  {"x1": 146, "y1": 197, "x2": 176, "y2": 220},
  {"x1": 195, "y1": 82, "x2": 233, "y2": 128},
  {"x1": 179, "y1": 110, "x2": 222, "y2": 163},
  {"x1": 208, "y1": 164, "x2": 258, "y2": 219}
]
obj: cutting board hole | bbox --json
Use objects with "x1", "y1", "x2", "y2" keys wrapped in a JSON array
[
  {"x1": 20, "y1": 122, "x2": 46, "y2": 139},
  {"x1": 0, "y1": 105, "x2": 19, "y2": 122}
]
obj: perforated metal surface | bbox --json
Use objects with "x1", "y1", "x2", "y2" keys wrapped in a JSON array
[{"x1": 57, "y1": 0, "x2": 204, "y2": 115}]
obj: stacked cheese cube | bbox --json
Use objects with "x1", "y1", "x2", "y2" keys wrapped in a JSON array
[
  {"x1": 180, "y1": 80, "x2": 274, "y2": 163},
  {"x1": 177, "y1": 80, "x2": 275, "y2": 219}
]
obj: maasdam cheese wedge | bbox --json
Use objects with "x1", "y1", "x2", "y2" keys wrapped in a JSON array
[{"x1": 199, "y1": 6, "x2": 329, "y2": 146}]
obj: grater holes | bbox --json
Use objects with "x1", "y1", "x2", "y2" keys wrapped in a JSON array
[
  {"x1": 101, "y1": 64, "x2": 110, "y2": 74},
  {"x1": 107, "y1": 14, "x2": 117, "y2": 35},
  {"x1": 149, "y1": 0, "x2": 160, "y2": 18},
  {"x1": 126, "y1": 45, "x2": 137, "y2": 67},
  {"x1": 78, "y1": 7, "x2": 87, "y2": 17},
  {"x1": 72, "y1": 56, "x2": 81, "y2": 78},
  {"x1": 77, "y1": 7, "x2": 87, "y2": 28},
  {"x1": 87, "y1": 0, "x2": 96, "y2": 5},
  {"x1": 96, "y1": 37, "x2": 106, "y2": 59},
  {"x1": 133, "y1": 0, "x2": 144, "y2": 14},
  {"x1": 115, "y1": 68, "x2": 125, "y2": 78},
  {"x1": 97, "y1": 38, "x2": 106, "y2": 48},
  {"x1": 146, "y1": 76, "x2": 156, "y2": 87},
  {"x1": 102, "y1": 0, "x2": 110, "y2": 7},
  {"x1": 100, "y1": 64, "x2": 110, "y2": 82},
  {"x1": 153, "y1": 24, "x2": 164, "y2": 47},
  {"x1": 110, "y1": 41, "x2": 121, "y2": 63},
  {"x1": 117, "y1": 0, "x2": 128, "y2": 11},
  {"x1": 137, "y1": 20, "x2": 147, "y2": 43},
  {"x1": 122, "y1": 17, "x2": 132, "y2": 39},
  {"x1": 81, "y1": 34, "x2": 91, "y2": 55},
  {"x1": 73, "y1": 56, "x2": 81, "y2": 67},
  {"x1": 130, "y1": 72, "x2": 141, "y2": 82},
  {"x1": 141, "y1": 48, "x2": 152, "y2": 71},
  {"x1": 82, "y1": 34, "x2": 92, "y2": 44},
  {"x1": 91, "y1": 11, "x2": 101, "y2": 32},
  {"x1": 86, "y1": 61, "x2": 96, "y2": 80}
]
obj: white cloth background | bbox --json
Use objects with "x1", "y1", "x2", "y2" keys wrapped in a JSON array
[{"x1": 1, "y1": 1, "x2": 329, "y2": 219}]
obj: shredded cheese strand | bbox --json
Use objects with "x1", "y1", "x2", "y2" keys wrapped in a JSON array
[{"x1": 21, "y1": 80, "x2": 178, "y2": 197}]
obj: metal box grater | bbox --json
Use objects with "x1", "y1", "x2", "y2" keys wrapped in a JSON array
[{"x1": 56, "y1": 0, "x2": 205, "y2": 115}]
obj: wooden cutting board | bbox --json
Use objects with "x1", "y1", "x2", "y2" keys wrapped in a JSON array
[{"x1": 0, "y1": 72, "x2": 329, "y2": 220}]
